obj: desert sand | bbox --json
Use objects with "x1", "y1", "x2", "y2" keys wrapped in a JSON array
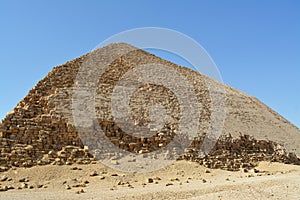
[{"x1": 1, "y1": 160, "x2": 299, "y2": 200}]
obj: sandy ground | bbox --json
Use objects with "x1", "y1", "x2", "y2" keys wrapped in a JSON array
[{"x1": 0, "y1": 161, "x2": 299, "y2": 200}]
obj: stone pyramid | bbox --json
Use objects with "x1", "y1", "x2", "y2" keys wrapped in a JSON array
[{"x1": 0, "y1": 43, "x2": 299, "y2": 172}]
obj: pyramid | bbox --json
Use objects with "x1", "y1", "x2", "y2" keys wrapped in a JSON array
[{"x1": 0, "y1": 43, "x2": 299, "y2": 172}]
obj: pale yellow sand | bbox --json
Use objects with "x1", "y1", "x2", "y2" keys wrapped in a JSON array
[{"x1": 1, "y1": 160, "x2": 299, "y2": 200}]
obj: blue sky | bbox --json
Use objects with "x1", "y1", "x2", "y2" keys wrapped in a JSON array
[{"x1": 0, "y1": 0, "x2": 299, "y2": 128}]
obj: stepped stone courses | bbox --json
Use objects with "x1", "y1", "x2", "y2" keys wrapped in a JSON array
[{"x1": 0, "y1": 43, "x2": 300, "y2": 172}]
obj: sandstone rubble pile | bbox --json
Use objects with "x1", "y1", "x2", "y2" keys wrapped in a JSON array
[{"x1": 183, "y1": 134, "x2": 300, "y2": 171}]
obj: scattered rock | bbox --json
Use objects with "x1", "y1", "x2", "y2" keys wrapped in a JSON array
[
  {"x1": 71, "y1": 167, "x2": 78, "y2": 170},
  {"x1": 0, "y1": 186, "x2": 8, "y2": 192},
  {"x1": 118, "y1": 181, "x2": 127, "y2": 186},
  {"x1": 19, "y1": 178, "x2": 29, "y2": 182},
  {"x1": 7, "y1": 186, "x2": 15, "y2": 190},
  {"x1": 0, "y1": 175, "x2": 8, "y2": 182},
  {"x1": 0, "y1": 167, "x2": 8, "y2": 172},
  {"x1": 20, "y1": 183, "x2": 28, "y2": 189},
  {"x1": 147, "y1": 178, "x2": 154, "y2": 183},
  {"x1": 19, "y1": 178, "x2": 25, "y2": 182},
  {"x1": 89, "y1": 171, "x2": 98, "y2": 177},
  {"x1": 72, "y1": 183, "x2": 86, "y2": 188},
  {"x1": 65, "y1": 185, "x2": 71, "y2": 190},
  {"x1": 75, "y1": 189, "x2": 85, "y2": 194}
]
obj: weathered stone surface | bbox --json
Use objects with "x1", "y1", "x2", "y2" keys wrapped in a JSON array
[
  {"x1": 180, "y1": 134, "x2": 300, "y2": 171},
  {"x1": 0, "y1": 43, "x2": 299, "y2": 172}
]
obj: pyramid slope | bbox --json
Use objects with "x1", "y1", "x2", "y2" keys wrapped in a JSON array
[{"x1": 0, "y1": 43, "x2": 299, "y2": 171}]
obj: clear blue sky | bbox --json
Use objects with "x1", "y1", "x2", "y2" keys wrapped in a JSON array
[{"x1": 0, "y1": 0, "x2": 299, "y2": 128}]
